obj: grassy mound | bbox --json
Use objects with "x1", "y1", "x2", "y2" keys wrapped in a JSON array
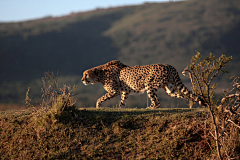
[{"x1": 0, "y1": 107, "x2": 215, "y2": 159}]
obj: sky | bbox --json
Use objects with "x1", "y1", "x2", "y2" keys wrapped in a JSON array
[{"x1": 0, "y1": 0, "x2": 170, "y2": 22}]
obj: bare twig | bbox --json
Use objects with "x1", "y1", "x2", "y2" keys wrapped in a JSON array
[{"x1": 227, "y1": 119, "x2": 240, "y2": 129}]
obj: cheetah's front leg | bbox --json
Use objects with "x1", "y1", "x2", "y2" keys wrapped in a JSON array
[{"x1": 96, "y1": 91, "x2": 120, "y2": 108}]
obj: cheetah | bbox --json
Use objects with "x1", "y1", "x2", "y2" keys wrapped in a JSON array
[{"x1": 81, "y1": 60, "x2": 205, "y2": 109}]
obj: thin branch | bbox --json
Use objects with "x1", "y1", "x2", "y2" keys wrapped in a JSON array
[
  {"x1": 209, "y1": 130, "x2": 215, "y2": 139},
  {"x1": 217, "y1": 118, "x2": 231, "y2": 140},
  {"x1": 183, "y1": 66, "x2": 197, "y2": 92},
  {"x1": 226, "y1": 94, "x2": 239, "y2": 99},
  {"x1": 228, "y1": 119, "x2": 240, "y2": 129}
]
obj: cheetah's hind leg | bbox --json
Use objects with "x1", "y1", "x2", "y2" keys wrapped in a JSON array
[
  {"x1": 146, "y1": 89, "x2": 160, "y2": 109},
  {"x1": 119, "y1": 92, "x2": 129, "y2": 108}
]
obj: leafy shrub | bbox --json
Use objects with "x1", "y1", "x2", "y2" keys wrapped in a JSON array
[{"x1": 183, "y1": 52, "x2": 239, "y2": 159}]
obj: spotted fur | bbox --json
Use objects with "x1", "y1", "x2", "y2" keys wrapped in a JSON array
[{"x1": 82, "y1": 60, "x2": 204, "y2": 109}]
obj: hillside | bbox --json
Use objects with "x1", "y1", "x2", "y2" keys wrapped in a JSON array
[{"x1": 0, "y1": 0, "x2": 240, "y2": 108}]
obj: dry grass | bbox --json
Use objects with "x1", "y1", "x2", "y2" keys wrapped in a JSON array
[
  {"x1": 0, "y1": 107, "x2": 218, "y2": 159},
  {"x1": 0, "y1": 104, "x2": 28, "y2": 111}
]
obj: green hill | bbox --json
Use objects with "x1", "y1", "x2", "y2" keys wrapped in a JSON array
[{"x1": 0, "y1": 0, "x2": 240, "y2": 108}]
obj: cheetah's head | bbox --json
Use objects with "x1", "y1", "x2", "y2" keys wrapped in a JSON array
[{"x1": 81, "y1": 68, "x2": 100, "y2": 85}]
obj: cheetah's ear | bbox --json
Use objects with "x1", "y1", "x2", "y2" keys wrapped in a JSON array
[
  {"x1": 106, "y1": 60, "x2": 121, "y2": 66},
  {"x1": 106, "y1": 60, "x2": 128, "y2": 68}
]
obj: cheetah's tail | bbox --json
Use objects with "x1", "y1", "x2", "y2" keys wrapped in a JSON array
[{"x1": 165, "y1": 83, "x2": 206, "y2": 108}]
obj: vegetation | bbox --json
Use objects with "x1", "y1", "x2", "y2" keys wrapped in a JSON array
[
  {"x1": 1, "y1": 52, "x2": 240, "y2": 159},
  {"x1": 182, "y1": 53, "x2": 240, "y2": 159},
  {"x1": 1, "y1": 0, "x2": 240, "y2": 107},
  {"x1": 1, "y1": 106, "x2": 214, "y2": 159}
]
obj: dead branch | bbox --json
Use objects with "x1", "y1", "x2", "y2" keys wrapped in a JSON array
[{"x1": 227, "y1": 119, "x2": 240, "y2": 129}]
